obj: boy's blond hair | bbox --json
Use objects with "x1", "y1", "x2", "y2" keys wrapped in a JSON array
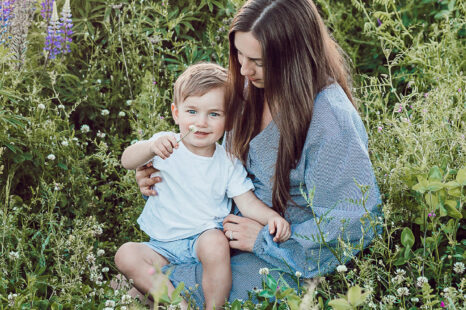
[{"x1": 173, "y1": 62, "x2": 228, "y2": 106}]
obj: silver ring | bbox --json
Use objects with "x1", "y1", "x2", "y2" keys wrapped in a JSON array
[{"x1": 229, "y1": 231, "x2": 233, "y2": 241}]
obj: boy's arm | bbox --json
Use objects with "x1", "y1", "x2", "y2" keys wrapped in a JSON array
[
  {"x1": 121, "y1": 134, "x2": 179, "y2": 169},
  {"x1": 121, "y1": 140, "x2": 155, "y2": 170}
]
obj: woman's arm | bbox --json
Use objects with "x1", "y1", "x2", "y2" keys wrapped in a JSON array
[{"x1": 135, "y1": 163, "x2": 160, "y2": 197}]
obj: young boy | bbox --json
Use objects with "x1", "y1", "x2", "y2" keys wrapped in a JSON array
[{"x1": 117, "y1": 63, "x2": 290, "y2": 309}]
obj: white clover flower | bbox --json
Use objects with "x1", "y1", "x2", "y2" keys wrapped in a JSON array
[
  {"x1": 416, "y1": 276, "x2": 428, "y2": 288},
  {"x1": 382, "y1": 295, "x2": 396, "y2": 304},
  {"x1": 105, "y1": 300, "x2": 116, "y2": 307},
  {"x1": 411, "y1": 297, "x2": 419, "y2": 303},
  {"x1": 121, "y1": 307, "x2": 127, "y2": 310},
  {"x1": 453, "y1": 262, "x2": 465, "y2": 274},
  {"x1": 101, "y1": 109, "x2": 110, "y2": 116},
  {"x1": 61, "y1": 140, "x2": 69, "y2": 146},
  {"x1": 336, "y1": 265, "x2": 347, "y2": 273},
  {"x1": 47, "y1": 154, "x2": 56, "y2": 160},
  {"x1": 38, "y1": 103, "x2": 46, "y2": 110},
  {"x1": 96, "y1": 131, "x2": 106, "y2": 138},
  {"x1": 7, "y1": 293, "x2": 17, "y2": 306},
  {"x1": 295, "y1": 271, "x2": 302, "y2": 278},
  {"x1": 395, "y1": 269, "x2": 406, "y2": 276},
  {"x1": 81, "y1": 124, "x2": 90, "y2": 133},
  {"x1": 189, "y1": 124, "x2": 197, "y2": 132},
  {"x1": 102, "y1": 267, "x2": 109, "y2": 273},
  {"x1": 9, "y1": 251, "x2": 19, "y2": 260},
  {"x1": 121, "y1": 294, "x2": 132, "y2": 304},
  {"x1": 97, "y1": 249, "x2": 105, "y2": 256},
  {"x1": 397, "y1": 287, "x2": 410, "y2": 296},
  {"x1": 118, "y1": 111, "x2": 126, "y2": 117},
  {"x1": 259, "y1": 267, "x2": 269, "y2": 275},
  {"x1": 58, "y1": 104, "x2": 65, "y2": 109},
  {"x1": 86, "y1": 253, "x2": 96, "y2": 264},
  {"x1": 126, "y1": 100, "x2": 132, "y2": 106}
]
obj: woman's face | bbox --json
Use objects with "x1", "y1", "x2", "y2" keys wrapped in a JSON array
[{"x1": 234, "y1": 31, "x2": 264, "y2": 88}]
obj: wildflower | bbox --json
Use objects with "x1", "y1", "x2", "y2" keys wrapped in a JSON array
[
  {"x1": 416, "y1": 276, "x2": 428, "y2": 287},
  {"x1": 458, "y1": 88, "x2": 462, "y2": 92},
  {"x1": 377, "y1": 18, "x2": 382, "y2": 27},
  {"x1": 440, "y1": 301, "x2": 446, "y2": 307},
  {"x1": 59, "y1": 0, "x2": 73, "y2": 54},
  {"x1": 424, "y1": 92, "x2": 429, "y2": 98},
  {"x1": 44, "y1": 1, "x2": 61, "y2": 59},
  {"x1": 336, "y1": 265, "x2": 347, "y2": 273},
  {"x1": 118, "y1": 111, "x2": 126, "y2": 117},
  {"x1": 9, "y1": 251, "x2": 19, "y2": 260},
  {"x1": 153, "y1": 80, "x2": 157, "y2": 85},
  {"x1": 397, "y1": 287, "x2": 410, "y2": 296},
  {"x1": 407, "y1": 81, "x2": 414, "y2": 88},
  {"x1": 40, "y1": 0, "x2": 53, "y2": 20},
  {"x1": 126, "y1": 100, "x2": 132, "y2": 106},
  {"x1": 121, "y1": 294, "x2": 132, "y2": 304},
  {"x1": 58, "y1": 104, "x2": 65, "y2": 109},
  {"x1": 102, "y1": 267, "x2": 109, "y2": 273},
  {"x1": 92, "y1": 224, "x2": 103, "y2": 236},
  {"x1": 411, "y1": 297, "x2": 419, "y2": 303},
  {"x1": 38, "y1": 103, "x2": 46, "y2": 110},
  {"x1": 96, "y1": 131, "x2": 106, "y2": 138},
  {"x1": 295, "y1": 271, "x2": 302, "y2": 278},
  {"x1": 259, "y1": 267, "x2": 269, "y2": 275},
  {"x1": 54, "y1": 183, "x2": 60, "y2": 191},
  {"x1": 101, "y1": 109, "x2": 110, "y2": 116},
  {"x1": 103, "y1": 308, "x2": 113, "y2": 310},
  {"x1": 61, "y1": 140, "x2": 69, "y2": 146},
  {"x1": 80, "y1": 124, "x2": 90, "y2": 133},
  {"x1": 453, "y1": 262, "x2": 465, "y2": 274},
  {"x1": 47, "y1": 154, "x2": 56, "y2": 160},
  {"x1": 159, "y1": 115, "x2": 165, "y2": 120},
  {"x1": 377, "y1": 126, "x2": 383, "y2": 132},
  {"x1": 86, "y1": 253, "x2": 96, "y2": 264},
  {"x1": 97, "y1": 249, "x2": 105, "y2": 256},
  {"x1": 383, "y1": 295, "x2": 396, "y2": 304},
  {"x1": 428, "y1": 212, "x2": 436, "y2": 218},
  {"x1": 7, "y1": 293, "x2": 17, "y2": 307},
  {"x1": 121, "y1": 307, "x2": 127, "y2": 310},
  {"x1": 396, "y1": 105, "x2": 403, "y2": 113},
  {"x1": 105, "y1": 300, "x2": 115, "y2": 308}
]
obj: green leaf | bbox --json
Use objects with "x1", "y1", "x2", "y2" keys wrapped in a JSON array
[
  {"x1": 58, "y1": 162, "x2": 68, "y2": 170},
  {"x1": 258, "y1": 289, "x2": 275, "y2": 299},
  {"x1": 265, "y1": 274, "x2": 277, "y2": 290},
  {"x1": 428, "y1": 166, "x2": 443, "y2": 181},
  {"x1": 347, "y1": 286, "x2": 362, "y2": 306},
  {"x1": 328, "y1": 298, "x2": 352, "y2": 310},
  {"x1": 171, "y1": 282, "x2": 184, "y2": 300},
  {"x1": 456, "y1": 167, "x2": 466, "y2": 185},
  {"x1": 401, "y1": 227, "x2": 415, "y2": 249},
  {"x1": 413, "y1": 178, "x2": 429, "y2": 193},
  {"x1": 444, "y1": 203, "x2": 462, "y2": 219},
  {"x1": 231, "y1": 300, "x2": 242, "y2": 310},
  {"x1": 426, "y1": 181, "x2": 444, "y2": 191}
]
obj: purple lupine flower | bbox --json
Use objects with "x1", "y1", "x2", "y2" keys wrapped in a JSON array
[
  {"x1": 59, "y1": 0, "x2": 72, "y2": 54},
  {"x1": 377, "y1": 18, "x2": 382, "y2": 27},
  {"x1": 0, "y1": 0, "x2": 16, "y2": 44},
  {"x1": 44, "y1": 1, "x2": 61, "y2": 59},
  {"x1": 41, "y1": 0, "x2": 53, "y2": 21}
]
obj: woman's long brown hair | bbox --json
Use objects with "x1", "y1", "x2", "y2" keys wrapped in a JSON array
[{"x1": 225, "y1": 0, "x2": 355, "y2": 215}]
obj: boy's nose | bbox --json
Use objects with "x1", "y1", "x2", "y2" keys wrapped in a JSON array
[{"x1": 195, "y1": 115, "x2": 208, "y2": 127}]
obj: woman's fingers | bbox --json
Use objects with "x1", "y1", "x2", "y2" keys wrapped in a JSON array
[{"x1": 222, "y1": 214, "x2": 244, "y2": 225}]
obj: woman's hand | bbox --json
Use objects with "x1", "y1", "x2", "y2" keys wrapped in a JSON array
[
  {"x1": 223, "y1": 214, "x2": 264, "y2": 252},
  {"x1": 135, "y1": 162, "x2": 161, "y2": 196}
]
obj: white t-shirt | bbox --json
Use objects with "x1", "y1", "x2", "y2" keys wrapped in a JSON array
[{"x1": 137, "y1": 132, "x2": 254, "y2": 241}]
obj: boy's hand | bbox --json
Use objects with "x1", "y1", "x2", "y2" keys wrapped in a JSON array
[
  {"x1": 150, "y1": 135, "x2": 179, "y2": 159},
  {"x1": 268, "y1": 216, "x2": 291, "y2": 242}
]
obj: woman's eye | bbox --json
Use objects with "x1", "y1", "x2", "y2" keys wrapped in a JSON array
[{"x1": 209, "y1": 112, "x2": 220, "y2": 117}]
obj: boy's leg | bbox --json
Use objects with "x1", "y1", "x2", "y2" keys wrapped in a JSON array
[
  {"x1": 196, "y1": 229, "x2": 232, "y2": 310},
  {"x1": 115, "y1": 242, "x2": 187, "y2": 308}
]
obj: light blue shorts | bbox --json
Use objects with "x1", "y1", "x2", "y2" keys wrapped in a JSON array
[{"x1": 143, "y1": 232, "x2": 205, "y2": 265}]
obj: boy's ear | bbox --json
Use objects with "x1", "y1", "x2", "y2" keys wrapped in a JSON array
[{"x1": 171, "y1": 102, "x2": 179, "y2": 124}]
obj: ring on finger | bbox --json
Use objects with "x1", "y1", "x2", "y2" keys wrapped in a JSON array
[{"x1": 229, "y1": 230, "x2": 234, "y2": 241}]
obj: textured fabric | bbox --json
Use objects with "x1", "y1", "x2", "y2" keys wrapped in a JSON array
[
  {"x1": 163, "y1": 84, "x2": 382, "y2": 306},
  {"x1": 138, "y1": 132, "x2": 254, "y2": 241},
  {"x1": 143, "y1": 233, "x2": 202, "y2": 265}
]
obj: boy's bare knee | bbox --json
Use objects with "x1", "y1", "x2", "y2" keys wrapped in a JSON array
[
  {"x1": 197, "y1": 230, "x2": 230, "y2": 261},
  {"x1": 115, "y1": 242, "x2": 139, "y2": 272}
]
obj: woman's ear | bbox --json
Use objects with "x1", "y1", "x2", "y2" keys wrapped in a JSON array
[{"x1": 171, "y1": 102, "x2": 179, "y2": 124}]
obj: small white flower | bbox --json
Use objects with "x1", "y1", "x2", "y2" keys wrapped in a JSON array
[
  {"x1": 336, "y1": 265, "x2": 347, "y2": 273},
  {"x1": 118, "y1": 111, "x2": 126, "y2": 117},
  {"x1": 86, "y1": 253, "x2": 96, "y2": 264},
  {"x1": 121, "y1": 294, "x2": 132, "y2": 304},
  {"x1": 97, "y1": 131, "x2": 106, "y2": 138},
  {"x1": 47, "y1": 154, "x2": 56, "y2": 160},
  {"x1": 397, "y1": 287, "x2": 410, "y2": 296},
  {"x1": 189, "y1": 124, "x2": 197, "y2": 132},
  {"x1": 101, "y1": 109, "x2": 110, "y2": 116},
  {"x1": 416, "y1": 276, "x2": 428, "y2": 287},
  {"x1": 102, "y1": 267, "x2": 109, "y2": 273},
  {"x1": 58, "y1": 104, "x2": 65, "y2": 109},
  {"x1": 453, "y1": 262, "x2": 465, "y2": 274},
  {"x1": 395, "y1": 269, "x2": 406, "y2": 276},
  {"x1": 9, "y1": 251, "x2": 19, "y2": 260},
  {"x1": 411, "y1": 297, "x2": 419, "y2": 303},
  {"x1": 105, "y1": 300, "x2": 115, "y2": 307},
  {"x1": 38, "y1": 103, "x2": 46, "y2": 110},
  {"x1": 103, "y1": 308, "x2": 113, "y2": 310},
  {"x1": 259, "y1": 267, "x2": 269, "y2": 275},
  {"x1": 295, "y1": 271, "x2": 302, "y2": 278},
  {"x1": 383, "y1": 295, "x2": 396, "y2": 304},
  {"x1": 126, "y1": 100, "x2": 132, "y2": 106},
  {"x1": 61, "y1": 140, "x2": 69, "y2": 146},
  {"x1": 97, "y1": 249, "x2": 105, "y2": 256},
  {"x1": 121, "y1": 307, "x2": 128, "y2": 310},
  {"x1": 54, "y1": 183, "x2": 61, "y2": 191},
  {"x1": 81, "y1": 124, "x2": 90, "y2": 133}
]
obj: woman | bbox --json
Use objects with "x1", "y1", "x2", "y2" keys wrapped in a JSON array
[{"x1": 132, "y1": 0, "x2": 381, "y2": 305}]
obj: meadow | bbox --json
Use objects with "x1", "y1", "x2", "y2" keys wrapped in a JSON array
[{"x1": 0, "y1": 0, "x2": 465, "y2": 309}]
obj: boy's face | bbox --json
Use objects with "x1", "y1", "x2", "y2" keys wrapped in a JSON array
[{"x1": 171, "y1": 87, "x2": 225, "y2": 156}]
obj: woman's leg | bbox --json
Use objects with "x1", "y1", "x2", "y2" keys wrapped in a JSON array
[
  {"x1": 114, "y1": 242, "x2": 187, "y2": 308},
  {"x1": 196, "y1": 229, "x2": 231, "y2": 310}
]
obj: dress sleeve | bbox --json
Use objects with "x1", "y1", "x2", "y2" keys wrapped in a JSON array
[{"x1": 252, "y1": 105, "x2": 382, "y2": 278}]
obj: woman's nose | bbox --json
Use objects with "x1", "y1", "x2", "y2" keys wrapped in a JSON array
[{"x1": 240, "y1": 59, "x2": 254, "y2": 76}]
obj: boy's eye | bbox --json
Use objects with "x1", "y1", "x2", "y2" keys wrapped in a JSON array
[{"x1": 187, "y1": 110, "x2": 196, "y2": 114}]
